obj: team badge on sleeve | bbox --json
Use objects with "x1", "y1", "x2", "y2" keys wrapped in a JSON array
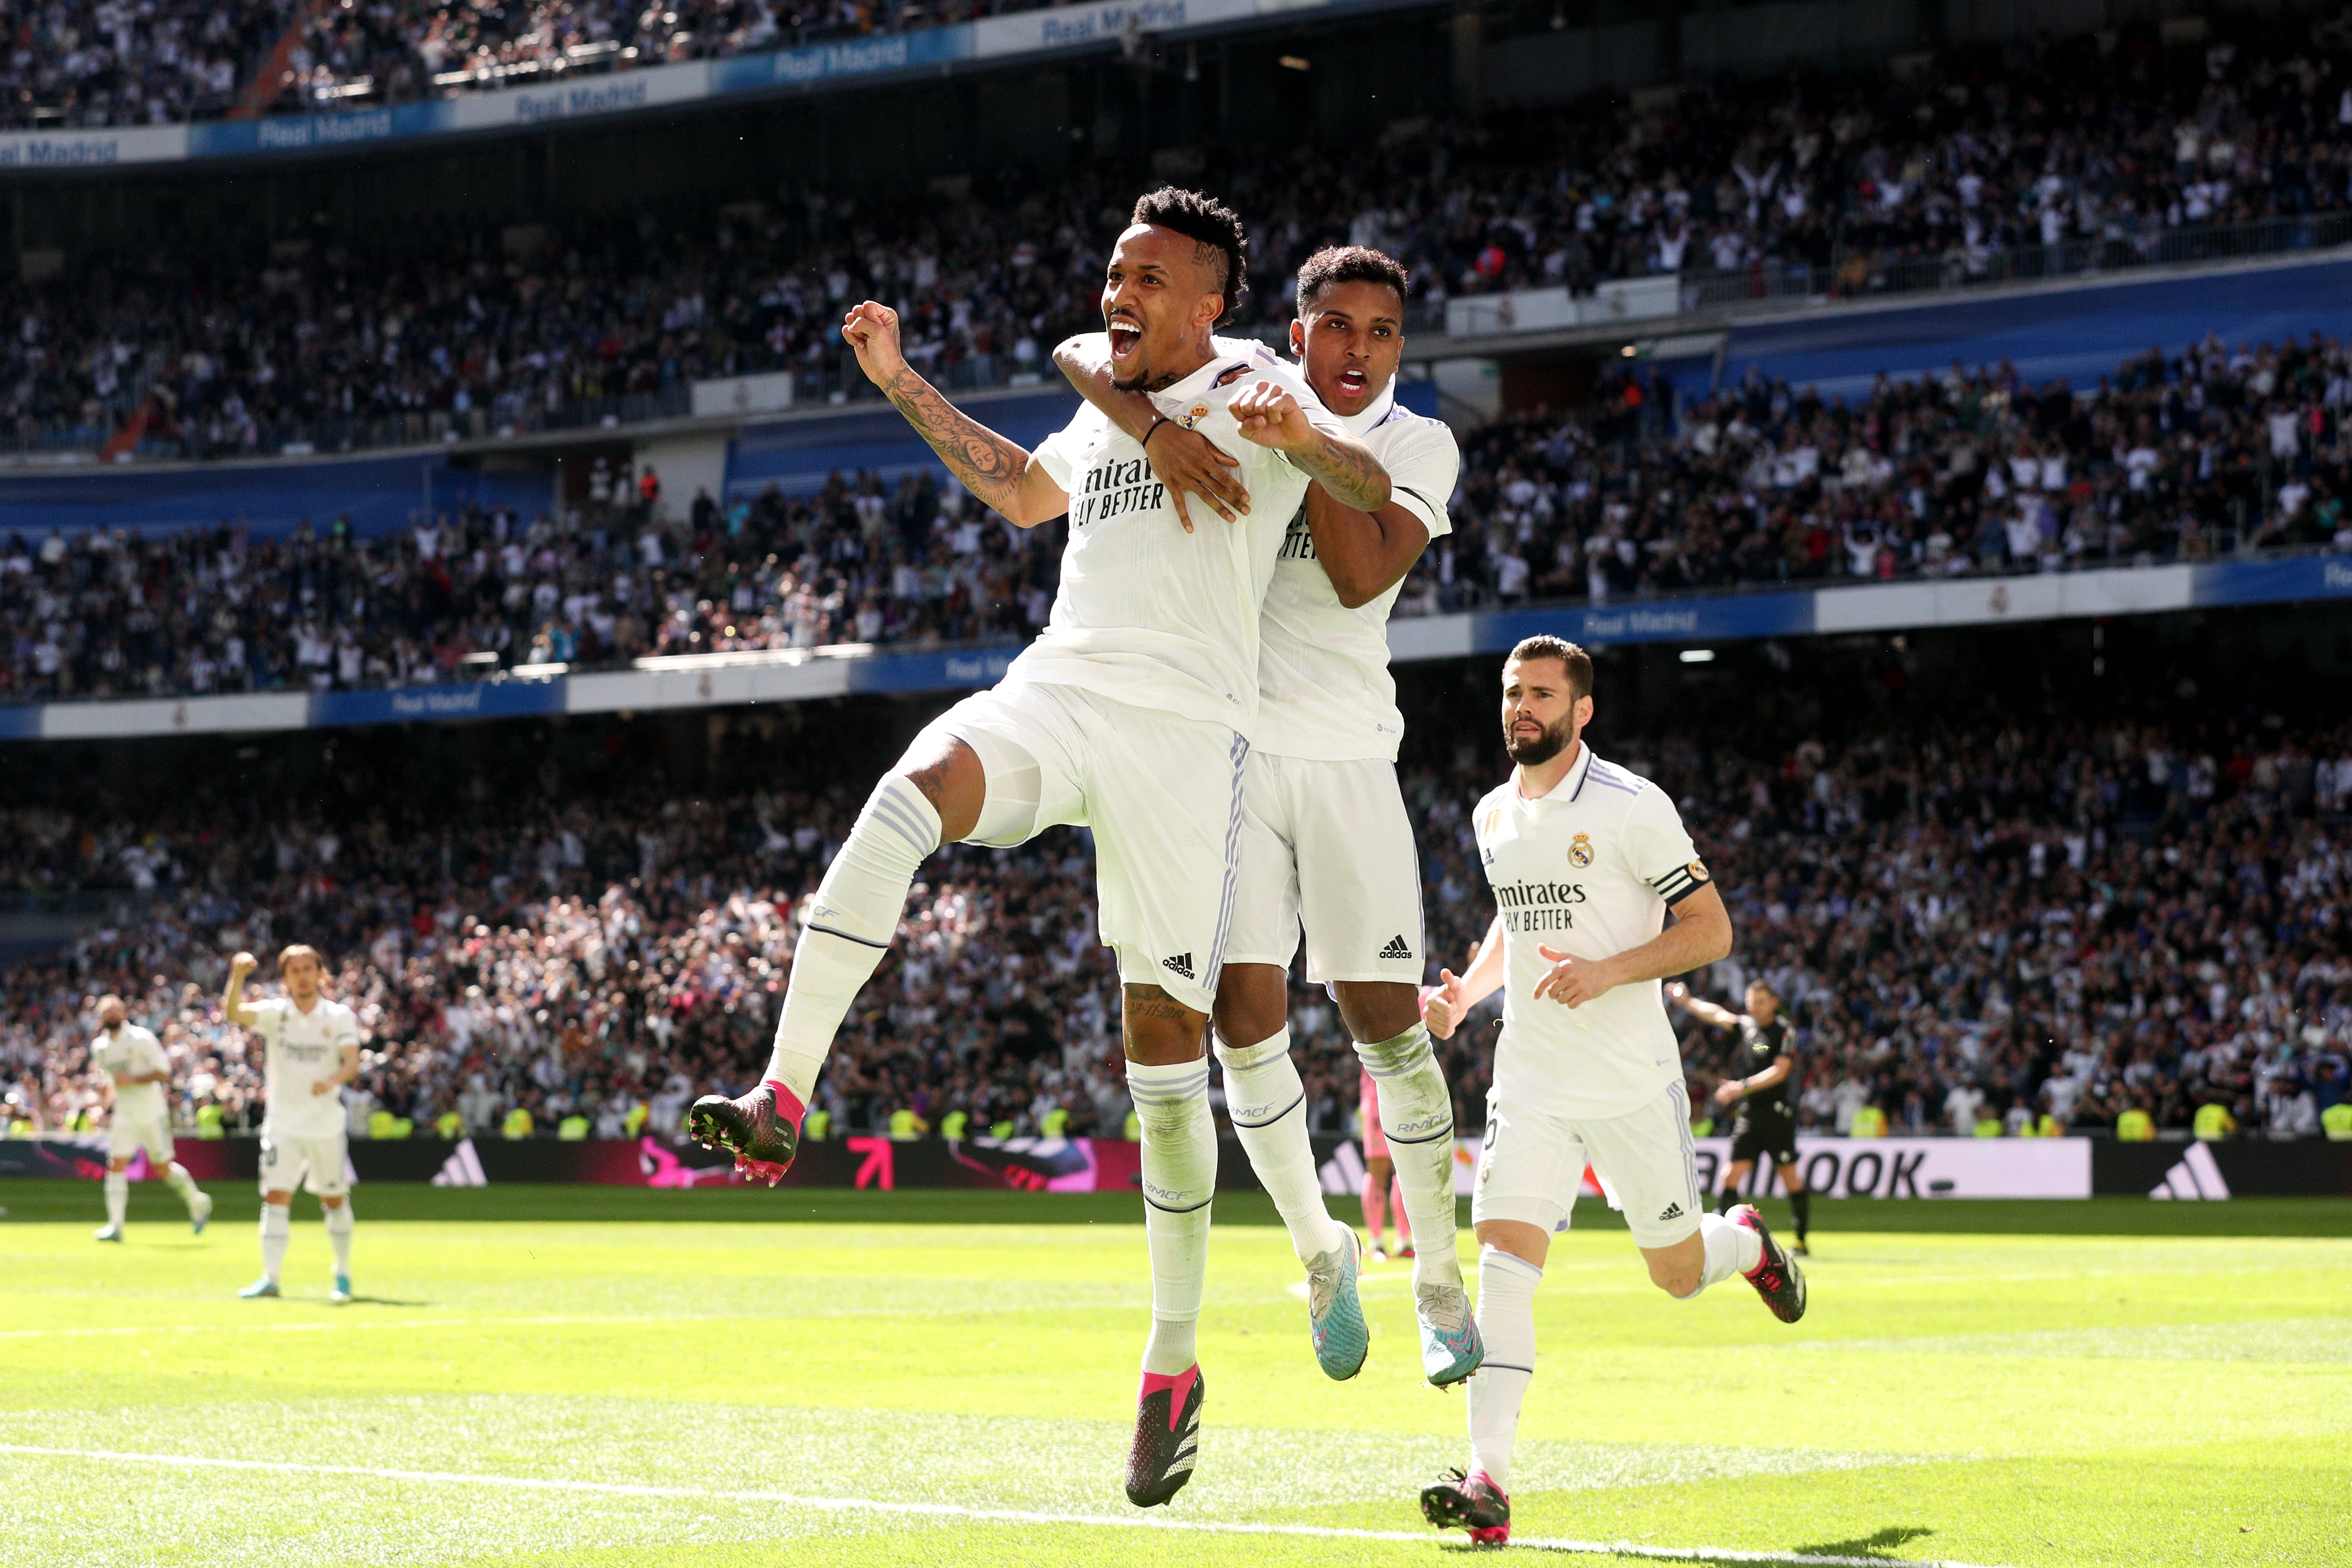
[
  {"x1": 1568, "y1": 832, "x2": 1594, "y2": 869},
  {"x1": 1687, "y1": 860, "x2": 1711, "y2": 884}
]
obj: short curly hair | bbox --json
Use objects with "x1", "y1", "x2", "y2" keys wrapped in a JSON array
[
  {"x1": 1296, "y1": 245, "x2": 1408, "y2": 313},
  {"x1": 1130, "y1": 186, "x2": 1248, "y2": 322}
]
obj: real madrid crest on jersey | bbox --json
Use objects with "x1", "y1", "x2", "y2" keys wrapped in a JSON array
[
  {"x1": 1178, "y1": 403, "x2": 1211, "y2": 430},
  {"x1": 1568, "y1": 832, "x2": 1594, "y2": 869}
]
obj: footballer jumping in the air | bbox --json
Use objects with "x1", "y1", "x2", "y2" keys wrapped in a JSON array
[
  {"x1": 223, "y1": 946, "x2": 362, "y2": 1303},
  {"x1": 87, "y1": 994, "x2": 212, "y2": 1241},
  {"x1": 686, "y1": 189, "x2": 1390, "y2": 1508},
  {"x1": 1671, "y1": 977, "x2": 1813, "y2": 1254},
  {"x1": 1054, "y1": 245, "x2": 1478, "y2": 1388},
  {"x1": 1417, "y1": 637, "x2": 1806, "y2": 1545}
]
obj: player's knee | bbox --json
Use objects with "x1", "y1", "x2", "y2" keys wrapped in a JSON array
[
  {"x1": 1334, "y1": 981, "x2": 1423, "y2": 1045},
  {"x1": 1647, "y1": 1245, "x2": 1705, "y2": 1298},
  {"x1": 1212, "y1": 964, "x2": 1287, "y2": 1048},
  {"x1": 1656, "y1": 1263, "x2": 1705, "y2": 1299},
  {"x1": 264, "y1": 1190, "x2": 293, "y2": 1206},
  {"x1": 1122, "y1": 983, "x2": 1208, "y2": 1065}
]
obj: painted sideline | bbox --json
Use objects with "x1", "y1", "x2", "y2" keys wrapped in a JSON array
[{"x1": 0, "y1": 1441, "x2": 2016, "y2": 1568}]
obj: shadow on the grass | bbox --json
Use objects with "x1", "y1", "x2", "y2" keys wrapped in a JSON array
[{"x1": 1799, "y1": 1524, "x2": 1936, "y2": 1558}]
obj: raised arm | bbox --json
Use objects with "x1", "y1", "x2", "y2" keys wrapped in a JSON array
[
  {"x1": 1052, "y1": 333, "x2": 1249, "y2": 531},
  {"x1": 1665, "y1": 984, "x2": 1743, "y2": 1031},
  {"x1": 844, "y1": 302, "x2": 1067, "y2": 529},
  {"x1": 1301, "y1": 485, "x2": 1432, "y2": 609},
  {"x1": 1230, "y1": 382, "x2": 1391, "y2": 513},
  {"x1": 223, "y1": 951, "x2": 260, "y2": 1028}
]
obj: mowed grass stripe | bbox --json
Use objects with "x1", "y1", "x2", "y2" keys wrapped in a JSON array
[{"x1": 0, "y1": 1442, "x2": 2024, "y2": 1568}]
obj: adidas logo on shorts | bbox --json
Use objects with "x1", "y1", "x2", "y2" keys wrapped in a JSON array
[
  {"x1": 1162, "y1": 953, "x2": 1195, "y2": 980},
  {"x1": 1379, "y1": 934, "x2": 1414, "y2": 959},
  {"x1": 1657, "y1": 1201, "x2": 1684, "y2": 1222}
]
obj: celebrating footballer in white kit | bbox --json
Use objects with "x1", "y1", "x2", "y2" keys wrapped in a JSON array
[
  {"x1": 685, "y1": 188, "x2": 1392, "y2": 1511},
  {"x1": 1416, "y1": 636, "x2": 1807, "y2": 1547},
  {"x1": 223, "y1": 944, "x2": 361, "y2": 1303},
  {"x1": 1054, "y1": 244, "x2": 1478, "y2": 1392},
  {"x1": 87, "y1": 993, "x2": 212, "y2": 1241}
]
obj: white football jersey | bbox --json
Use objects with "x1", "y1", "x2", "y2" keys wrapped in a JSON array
[
  {"x1": 1255, "y1": 381, "x2": 1457, "y2": 762},
  {"x1": 89, "y1": 1024, "x2": 169, "y2": 1125},
  {"x1": 247, "y1": 996, "x2": 360, "y2": 1139},
  {"x1": 1471, "y1": 743, "x2": 1712, "y2": 1120},
  {"x1": 1022, "y1": 351, "x2": 1343, "y2": 739}
]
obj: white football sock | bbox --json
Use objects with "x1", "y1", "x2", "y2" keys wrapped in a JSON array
[
  {"x1": 762, "y1": 775, "x2": 942, "y2": 1103},
  {"x1": 1356, "y1": 1021, "x2": 1462, "y2": 1291},
  {"x1": 104, "y1": 1172, "x2": 127, "y2": 1229},
  {"x1": 1688, "y1": 1212, "x2": 1763, "y2": 1295},
  {"x1": 1215, "y1": 1029, "x2": 1346, "y2": 1264},
  {"x1": 1129, "y1": 1056, "x2": 1215, "y2": 1376},
  {"x1": 1467, "y1": 1246, "x2": 1541, "y2": 1492},
  {"x1": 325, "y1": 1201, "x2": 354, "y2": 1274},
  {"x1": 259, "y1": 1204, "x2": 291, "y2": 1284},
  {"x1": 164, "y1": 1162, "x2": 201, "y2": 1213}
]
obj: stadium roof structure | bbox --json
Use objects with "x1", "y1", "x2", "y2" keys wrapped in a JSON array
[{"x1": 4, "y1": 551, "x2": 2345, "y2": 743}]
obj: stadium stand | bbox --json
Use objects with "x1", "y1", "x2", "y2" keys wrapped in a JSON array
[
  {"x1": 10, "y1": 14, "x2": 2352, "y2": 459},
  {"x1": 4, "y1": 628, "x2": 2348, "y2": 1146},
  {"x1": 7, "y1": 330, "x2": 2349, "y2": 703},
  {"x1": 0, "y1": 0, "x2": 293, "y2": 130}
]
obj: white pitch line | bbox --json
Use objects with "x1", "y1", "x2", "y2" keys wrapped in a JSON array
[
  {"x1": 0, "y1": 1442, "x2": 2020, "y2": 1568},
  {"x1": 0, "y1": 1312, "x2": 745, "y2": 1342}
]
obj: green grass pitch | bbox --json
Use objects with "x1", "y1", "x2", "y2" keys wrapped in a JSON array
[{"x1": 2, "y1": 1181, "x2": 2345, "y2": 1567}]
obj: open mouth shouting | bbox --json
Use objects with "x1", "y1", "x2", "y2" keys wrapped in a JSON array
[
  {"x1": 1333, "y1": 364, "x2": 1372, "y2": 402},
  {"x1": 1107, "y1": 313, "x2": 1145, "y2": 369}
]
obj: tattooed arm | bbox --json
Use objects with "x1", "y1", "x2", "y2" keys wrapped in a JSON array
[
  {"x1": 844, "y1": 301, "x2": 1069, "y2": 528},
  {"x1": 1228, "y1": 380, "x2": 1392, "y2": 512}
]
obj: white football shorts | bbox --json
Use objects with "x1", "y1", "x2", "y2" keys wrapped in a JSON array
[
  {"x1": 1472, "y1": 1079, "x2": 1704, "y2": 1249},
  {"x1": 106, "y1": 1113, "x2": 172, "y2": 1164},
  {"x1": 1223, "y1": 753, "x2": 1425, "y2": 984},
  {"x1": 914, "y1": 678, "x2": 1245, "y2": 1014},
  {"x1": 259, "y1": 1132, "x2": 352, "y2": 1199}
]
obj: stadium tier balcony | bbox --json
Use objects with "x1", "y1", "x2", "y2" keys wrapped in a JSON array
[{"x1": 4, "y1": 329, "x2": 2350, "y2": 710}]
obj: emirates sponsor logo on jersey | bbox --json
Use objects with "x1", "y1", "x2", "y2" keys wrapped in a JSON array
[
  {"x1": 1276, "y1": 506, "x2": 1317, "y2": 560},
  {"x1": 1070, "y1": 456, "x2": 1166, "y2": 528},
  {"x1": 1494, "y1": 878, "x2": 1587, "y2": 933}
]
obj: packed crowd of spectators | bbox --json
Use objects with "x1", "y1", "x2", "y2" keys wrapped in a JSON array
[
  {"x1": 1, "y1": 1, "x2": 291, "y2": 130},
  {"x1": 13, "y1": 320, "x2": 2352, "y2": 705},
  {"x1": 0, "y1": 462, "x2": 1052, "y2": 702},
  {"x1": 266, "y1": 0, "x2": 1043, "y2": 113},
  {"x1": 3, "y1": 646, "x2": 2348, "y2": 1150},
  {"x1": 1420, "y1": 330, "x2": 2352, "y2": 611},
  {"x1": 14, "y1": 14, "x2": 2352, "y2": 459}
]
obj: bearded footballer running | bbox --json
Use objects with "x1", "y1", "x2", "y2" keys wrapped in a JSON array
[{"x1": 1416, "y1": 636, "x2": 1807, "y2": 1546}]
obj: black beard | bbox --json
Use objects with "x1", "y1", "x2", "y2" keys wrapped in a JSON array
[{"x1": 1505, "y1": 718, "x2": 1574, "y2": 766}]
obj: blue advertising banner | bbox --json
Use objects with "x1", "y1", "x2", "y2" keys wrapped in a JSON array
[
  {"x1": 0, "y1": 704, "x2": 41, "y2": 740},
  {"x1": 847, "y1": 645, "x2": 1020, "y2": 695},
  {"x1": 0, "y1": 453, "x2": 551, "y2": 541},
  {"x1": 1469, "y1": 590, "x2": 1817, "y2": 652},
  {"x1": 310, "y1": 678, "x2": 569, "y2": 729},
  {"x1": 2191, "y1": 552, "x2": 2352, "y2": 609}
]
